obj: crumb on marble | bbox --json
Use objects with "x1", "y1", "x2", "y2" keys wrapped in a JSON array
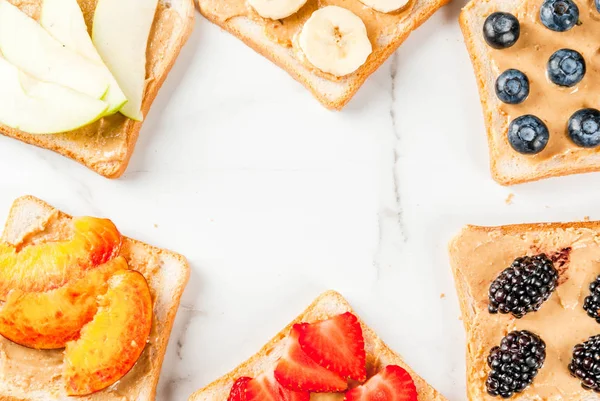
[
  {"x1": 584, "y1": 216, "x2": 591, "y2": 222},
  {"x1": 505, "y1": 193, "x2": 514, "y2": 205},
  {"x1": 154, "y1": 224, "x2": 158, "y2": 228},
  {"x1": 440, "y1": 293, "x2": 445, "y2": 299}
]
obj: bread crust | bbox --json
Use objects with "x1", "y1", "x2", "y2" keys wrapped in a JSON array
[
  {"x1": 0, "y1": 195, "x2": 191, "y2": 401},
  {"x1": 460, "y1": 0, "x2": 600, "y2": 185},
  {"x1": 196, "y1": 0, "x2": 450, "y2": 110},
  {"x1": 188, "y1": 290, "x2": 447, "y2": 401},
  {"x1": 0, "y1": 0, "x2": 195, "y2": 179},
  {"x1": 448, "y1": 221, "x2": 600, "y2": 401}
]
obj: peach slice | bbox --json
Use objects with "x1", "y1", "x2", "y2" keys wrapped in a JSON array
[
  {"x1": 63, "y1": 270, "x2": 153, "y2": 396},
  {"x1": 0, "y1": 256, "x2": 128, "y2": 350},
  {"x1": 0, "y1": 216, "x2": 122, "y2": 299}
]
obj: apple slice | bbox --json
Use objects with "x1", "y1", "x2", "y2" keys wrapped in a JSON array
[
  {"x1": 0, "y1": 256, "x2": 128, "y2": 350},
  {"x1": 92, "y1": 0, "x2": 159, "y2": 121},
  {"x1": 0, "y1": 0, "x2": 109, "y2": 99},
  {"x1": 0, "y1": 216, "x2": 122, "y2": 300},
  {"x1": 0, "y1": 56, "x2": 108, "y2": 134},
  {"x1": 40, "y1": 0, "x2": 127, "y2": 114},
  {"x1": 64, "y1": 270, "x2": 153, "y2": 396}
]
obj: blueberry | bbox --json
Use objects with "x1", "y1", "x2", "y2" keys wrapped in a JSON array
[
  {"x1": 547, "y1": 49, "x2": 585, "y2": 87},
  {"x1": 596, "y1": 0, "x2": 600, "y2": 13},
  {"x1": 495, "y1": 69, "x2": 530, "y2": 104},
  {"x1": 508, "y1": 115, "x2": 549, "y2": 154},
  {"x1": 568, "y1": 109, "x2": 600, "y2": 147},
  {"x1": 483, "y1": 12, "x2": 520, "y2": 49},
  {"x1": 540, "y1": 0, "x2": 579, "y2": 32}
]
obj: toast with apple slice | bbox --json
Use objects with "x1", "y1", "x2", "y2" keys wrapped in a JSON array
[
  {"x1": 0, "y1": 0, "x2": 194, "y2": 178},
  {"x1": 0, "y1": 196, "x2": 190, "y2": 400},
  {"x1": 189, "y1": 290, "x2": 447, "y2": 401}
]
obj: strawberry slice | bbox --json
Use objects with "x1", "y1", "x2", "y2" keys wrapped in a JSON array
[
  {"x1": 228, "y1": 374, "x2": 309, "y2": 401},
  {"x1": 344, "y1": 365, "x2": 418, "y2": 401},
  {"x1": 228, "y1": 377, "x2": 252, "y2": 401},
  {"x1": 296, "y1": 312, "x2": 366, "y2": 381},
  {"x1": 275, "y1": 325, "x2": 348, "y2": 392}
]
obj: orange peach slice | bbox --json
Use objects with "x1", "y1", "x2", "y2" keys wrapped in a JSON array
[
  {"x1": 63, "y1": 270, "x2": 153, "y2": 396},
  {"x1": 0, "y1": 256, "x2": 128, "y2": 350},
  {"x1": 0, "y1": 216, "x2": 122, "y2": 299}
]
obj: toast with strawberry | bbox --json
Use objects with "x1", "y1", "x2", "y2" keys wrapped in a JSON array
[{"x1": 188, "y1": 291, "x2": 447, "y2": 401}]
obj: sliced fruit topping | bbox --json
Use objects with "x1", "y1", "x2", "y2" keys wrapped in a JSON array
[
  {"x1": 0, "y1": 256, "x2": 128, "y2": 350},
  {"x1": 298, "y1": 6, "x2": 372, "y2": 77},
  {"x1": 344, "y1": 365, "x2": 417, "y2": 401},
  {"x1": 247, "y1": 0, "x2": 308, "y2": 20},
  {"x1": 228, "y1": 374, "x2": 309, "y2": 401},
  {"x1": 0, "y1": 216, "x2": 122, "y2": 299},
  {"x1": 296, "y1": 312, "x2": 366, "y2": 381},
  {"x1": 63, "y1": 270, "x2": 152, "y2": 396},
  {"x1": 275, "y1": 325, "x2": 347, "y2": 393}
]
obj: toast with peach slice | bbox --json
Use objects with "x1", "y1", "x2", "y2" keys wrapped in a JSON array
[
  {"x1": 0, "y1": 196, "x2": 190, "y2": 401},
  {"x1": 189, "y1": 291, "x2": 447, "y2": 401}
]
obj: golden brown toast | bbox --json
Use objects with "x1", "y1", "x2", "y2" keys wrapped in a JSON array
[
  {"x1": 189, "y1": 290, "x2": 447, "y2": 401},
  {"x1": 196, "y1": 0, "x2": 450, "y2": 110},
  {"x1": 0, "y1": 0, "x2": 195, "y2": 178},
  {"x1": 0, "y1": 196, "x2": 190, "y2": 400}
]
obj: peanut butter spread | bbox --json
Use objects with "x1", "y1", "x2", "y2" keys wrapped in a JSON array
[
  {"x1": 8, "y1": 0, "x2": 181, "y2": 165},
  {"x1": 489, "y1": 0, "x2": 600, "y2": 162},
  {"x1": 453, "y1": 225, "x2": 600, "y2": 400},
  {"x1": 207, "y1": 0, "x2": 414, "y2": 79},
  {"x1": 0, "y1": 212, "x2": 161, "y2": 400}
]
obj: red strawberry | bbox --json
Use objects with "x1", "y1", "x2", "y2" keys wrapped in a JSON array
[
  {"x1": 344, "y1": 365, "x2": 418, "y2": 401},
  {"x1": 275, "y1": 325, "x2": 348, "y2": 392},
  {"x1": 228, "y1": 377, "x2": 253, "y2": 401},
  {"x1": 228, "y1": 374, "x2": 309, "y2": 401},
  {"x1": 296, "y1": 312, "x2": 366, "y2": 381}
]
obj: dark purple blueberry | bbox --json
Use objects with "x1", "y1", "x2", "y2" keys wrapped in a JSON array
[
  {"x1": 483, "y1": 12, "x2": 520, "y2": 49},
  {"x1": 508, "y1": 115, "x2": 549, "y2": 154}
]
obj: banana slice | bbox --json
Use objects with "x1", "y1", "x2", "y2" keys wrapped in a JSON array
[
  {"x1": 248, "y1": 0, "x2": 308, "y2": 19},
  {"x1": 358, "y1": 0, "x2": 410, "y2": 13},
  {"x1": 299, "y1": 6, "x2": 372, "y2": 77}
]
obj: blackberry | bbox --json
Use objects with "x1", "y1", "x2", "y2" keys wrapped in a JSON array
[
  {"x1": 570, "y1": 335, "x2": 600, "y2": 391},
  {"x1": 583, "y1": 275, "x2": 600, "y2": 323},
  {"x1": 486, "y1": 330, "x2": 546, "y2": 398},
  {"x1": 488, "y1": 254, "x2": 558, "y2": 318}
]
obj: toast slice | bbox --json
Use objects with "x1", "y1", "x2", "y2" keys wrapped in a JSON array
[
  {"x1": 0, "y1": 195, "x2": 190, "y2": 400},
  {"x1": 460, "y1": 0, "x2": 600, "y2": 185},
  {"x1": 449, "y1": 222, "x2": 600, "y2": 400},
  {"x1": 0, "y1": 0, "x2": 195, "y2": 179},
  {"x1": 196, "y1": 0, "x2": 449, "y2": 110},
  {"x1": 189, "y1": 290, "x2": 447, "y2": 401}
]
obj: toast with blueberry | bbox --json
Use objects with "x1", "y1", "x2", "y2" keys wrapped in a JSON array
[
  {"x1": 461, "y1": 0, "x2": 600, "y2": 185},
  {"x1": 188, "y1": 290, "x2": 447, "y2": 401},
  {"x1": 196, "y1": 0, "x2": 450, "y2": 110},
  {"x1": 449, "y1": 222, "x2": 600, "y2": 400}
]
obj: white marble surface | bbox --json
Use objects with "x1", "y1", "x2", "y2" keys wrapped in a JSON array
[{"x1": 2, "y1": 1, "x2": 600, "y2": 400}]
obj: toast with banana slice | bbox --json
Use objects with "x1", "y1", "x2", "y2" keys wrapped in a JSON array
[
  {"x1": 196, "y1": 0, "x2": 449, "y2": 110},
  {"x1": 0, "y1": 196, "x2": 190, "y2": 400},
  {"x1": 189, "y1": 291, "x2": 447, "y2": 401},
  {"x1": 0, "y1": 0, "x2": 194, "y2": 178}
]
